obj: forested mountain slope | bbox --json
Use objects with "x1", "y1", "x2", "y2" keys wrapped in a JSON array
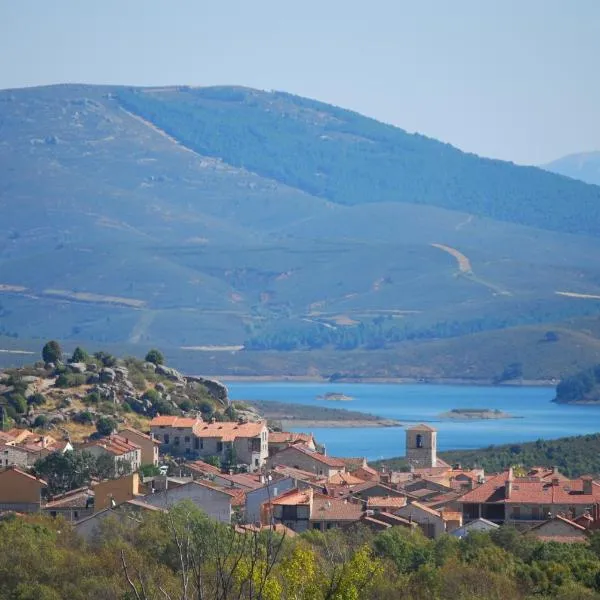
[{"x1": 1, "y1": 84, "x2": 600, "y2": 379}]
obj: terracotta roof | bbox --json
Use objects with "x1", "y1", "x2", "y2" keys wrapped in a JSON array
[
  {"x1": 407, "y1": 423, "x2": 437, "y2": 432},
  {"x1": 279, "y1": 445, "x2": 345, "y2": 468},
  {"x1": 269, "y1": 432, "x2": 313, "y2": 445},
  {"x1": 271, "y1": 465, "x2": 326, "y2": 482},
  {"x1": 119, "y1": 427, "x2": 161, "y2": 444},
  {"x1": 340, "y1": 457, "x2": 367, "y2": 470},
  {"x1": 441, "y1": 510, "x2": 463, "y2": 522},
  {"x1": 328, "y1": 472, "x2": 367, "y2": 486},
  {"x1": 0, "y1": 432, "x2": 16, "y2": 443},
  {"x1": 400, "y1": 501, "x2": 442, "y2": 518},
  {"x1": 367, "y1": 496, "x2": 407, "y2": 509},
  {"x1": 374, "y1": 511, "x2": 417, "y2": 527},
  {"x1": 271, "y1": 489, "x2": 311, "y2": 506},
  {"x1": 84, "y1": 435, "x2": 141, "y2": 457},
  {"x1": 460, "y1": 471, "x2": 600, "y2": 505},
  {"x1": 361, "y1": 515, "x2": 391, "y2": 529},
  {"x1": 311, "y1": 494, "x2": 363, "y2": 522},
  {"x1": 45, "y1": 487, "x2": 93, "y2": 509},
  {"x1": 193, "y1": 421, "x2": 265, "y2": 442},
  {"x1": 186, "y1": 460, "x2": 223, "y2": 476},
  {"x1": 150, "y1": 416, "x2": 203, "y2": 428}
]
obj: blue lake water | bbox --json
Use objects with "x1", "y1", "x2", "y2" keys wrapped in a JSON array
[{"x1": 225, "y1": 382, "x2": 600, "y2": 460}]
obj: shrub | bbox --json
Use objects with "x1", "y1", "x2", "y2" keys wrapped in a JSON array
[
  {"x1": 8, "y1": 394, "x2": 27, "y2": 414},
  {"x1": 33, "y1": 415, "x2": 48, "y2": 428},
  {"x1": 145, "y1": 348, "x2": 165, "y2": 365},
  {"x1": 27, "y1": 393, "x2": 47, "y2": 406},
  {"x1": 70, "y1": 346, "x2": 89, "y2": 363},
  {"x1": 73, "y1": 410, "x2": 94, "y2": 424},
  {"x1": 96, "y1": 416, "x2": 117, "y2": 436},
  {"x1": 42, "y1": 340, "x2": 62, "y2": 364}
]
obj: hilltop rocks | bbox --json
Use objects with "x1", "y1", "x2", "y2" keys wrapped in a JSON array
[
  {"x1": 156, "y1": 364, "x2": 185, "y2": 383},
  {"x1": 185, "y1": 375, "x2": 229, "y2": 405},
  {"x1": 68, "y1": 362, "x2": 87, "y2": 374}
]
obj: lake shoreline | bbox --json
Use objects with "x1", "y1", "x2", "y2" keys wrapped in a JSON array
[
  {"x1": 219, "y1": 375, "x2": 556, "y2": 388},
  {"x1": 279, "y1": 419, "x2": 402, "y2": 429}
]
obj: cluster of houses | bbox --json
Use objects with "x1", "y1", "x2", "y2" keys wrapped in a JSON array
[{"x1": 1, "y1": 416, "x2": 600, "y2": 545}]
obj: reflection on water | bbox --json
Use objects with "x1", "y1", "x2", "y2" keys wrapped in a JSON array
[{"x1": 226, "y1": 381, "x2": 600, "y2": 459}]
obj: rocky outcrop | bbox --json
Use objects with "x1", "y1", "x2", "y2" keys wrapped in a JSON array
[{"x1": 185, "y1": 375, "x2": 229, "y2": 406}]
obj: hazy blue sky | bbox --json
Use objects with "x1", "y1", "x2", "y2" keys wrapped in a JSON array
[{"x1": 1, "y1": 0, "x2": 598, "y2": 164}]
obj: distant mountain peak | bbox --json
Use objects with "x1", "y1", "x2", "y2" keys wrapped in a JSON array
[{"x1": 543, "y1": 151, "x2": 600, "y2": 186}]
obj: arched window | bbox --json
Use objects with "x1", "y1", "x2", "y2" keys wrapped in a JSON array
[{"x1": 416, "y1": 434, "x2": 423, "y2": 448}]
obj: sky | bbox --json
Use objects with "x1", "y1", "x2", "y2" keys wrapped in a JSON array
[{"x1": 1, "y1": 0, "x2": 599, "y2": 165}]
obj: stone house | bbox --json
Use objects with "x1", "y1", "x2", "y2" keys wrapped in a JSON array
[
  {"x1": 0, "y1": 466, "x2": 47, "y2": 513},
  {"x1": 396, "y1": 501, "x2": 447, "y2": 538},
  {"x1": 83, "y1": 435, "x2": 142, "y2": 474},
  {"x1": 268, "y1": 431, "x2": 316, "y2": 455},
  {"x1": 459, "y1": 468, "x2": 600, "y2": 526},
  {"x1": 527, "y1": 515, "x2": 589, "y2": 543},
  {"x1": 43, "y1": 487, "x2": 94, "y2": 521},
  {"x1": 245, "y1": 477, "x2": 296, "y2": 525},
  {"x1": 141, "y1": 480, "x2": 236, "y2": 523},
  {"x1": 450, "y1": 517, "x2": 500, "y2": 539},
  {"x1": 150, "y1": 416, "x2": 268, "y2": 471},
  {"x1": 267, "y1": 445, "x2": 345, "y2": 478},
  {"x1": 93, "y1": 473, "x2": 142, "y2": 512},
  {"x1": 267, "y1": 487, "x2": 362, "y2": 533},
  {"x1": 118, "y1": 427, "x2": 160, "y2": 466}
]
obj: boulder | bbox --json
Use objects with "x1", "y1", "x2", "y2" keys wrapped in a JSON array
[
  {"x1": 68, "y1": 362, "x2": 87, "y2": 374},
  {"x1": 21, "y1": 375, "x2": 39, "y2": 384},
  {"x1": 155, "y1": 382, "x2": 167, "y2": 393},
  {"x1": 100, "y1": 368, "x2": 116, "y2": 383},
  {"x1": 185, "y1": 376, "x2": 229, "y2": 405},
  {"x1": 156, "y1": 364, "x2": 185, "y2": 383}
]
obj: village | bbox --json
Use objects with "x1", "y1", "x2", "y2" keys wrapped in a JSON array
[{"x1": 1, "y1": 413, "x2": 598, "y2": 545}]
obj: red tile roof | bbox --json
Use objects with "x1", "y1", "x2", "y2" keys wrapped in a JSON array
[
  {"x1": 84, "y1": 435, "x2": 140, "y2": 457},
  {"x1": 269, "y1": 432, "x2": 313, "y2": 445},
  {"x1": 119, "y1": 427, "x2": 161, "y2": 444},
  {"x1": 150, "y1": 416, "x2": 203, "y2": 428},
  {"x1": 45, "y1": 487, "x2": 93, "y2": 509},
  {"x1": 311, "y1": 494, "x2": 362, "y2": 522},
  {"x1": 366, "y1": 496, "x2": 407, "y2": 509},
  {"x1": 278, "y1": 445, "x2": 345, "y2": 468},
  {"x1": 193, "y1": 421, "x2": 266, "y2": 442}
]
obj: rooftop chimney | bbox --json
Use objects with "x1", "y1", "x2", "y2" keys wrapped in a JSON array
[
  {"x1": 505, "y1": 467, "x2": 514, "y2": 500},
  {"x1": 552, "y1": 478, "x2": 560, "y2": 487},
  {"x1": 582, "y1": 476, "x2": 593, "y2": 495}
]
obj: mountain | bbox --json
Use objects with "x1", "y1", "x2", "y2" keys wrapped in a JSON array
[
  {"x1": 543, "y1": 151, "x2": 600, "y2": 186},
  {"x1": 1, "y1": 83, "x2": 600, "y2": 379}
]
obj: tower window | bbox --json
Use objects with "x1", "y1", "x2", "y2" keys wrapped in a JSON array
[{"x1": 416, "y1": 434, "x2": 423, "y2": 448}]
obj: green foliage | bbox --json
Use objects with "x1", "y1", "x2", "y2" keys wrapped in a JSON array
[
  {"x1": 54, "y1": 372, "x2": 86, "y2": 388},
  {"x1": 95, "y1": 416, "x2": 116, "y2": 436},
  {"x1": 145, "y1": 348, "x2": 165, "y2": 365},
  {"x1": 33, "y1": 414, "x2": 48, "y2": 428},
  {"x1": 27, "y1": 392, "x2": 47, "y2": 406},
  {"x1": 42, "y1": 340, "x2": 62, "y2": 364},
  {"x1": 556, "y1": 364, "x2": 600, "y2": 403},
  {"x1": 8, "y1": 393, "x2": 27, "y2": 415},
  {"x1": 69, "y1": 346, "x2": 89, "y2": 363},
  {"x1": 34, "y1": 450, "x2": 97, "y2": 495},
  {"x1": 118, "y1": 87, "x2": 600, "y2": 237},
  {"x1": 93, "y1": 351, "x2": 117, "y2": 367}
]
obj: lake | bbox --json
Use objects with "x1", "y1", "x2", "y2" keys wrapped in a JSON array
[{"x1": 225, "y1": 381, "x2": 600, "y2": 460}]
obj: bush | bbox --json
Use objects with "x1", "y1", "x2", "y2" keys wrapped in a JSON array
[
  {"x1": 28, "y1": 393, "x2": 47, "y2": 406},
  {"x1": 70, "y1": 346, "x2": 89, "y2": 363},
  {"x1": 84, "y1": 391, "x2": 102, "y2": 404},
  {"x1": 93, "y1": 351, "x2": 117, "y2": 367},
  {"x1": 42, "y1": 340, "x2": 62, "y2": 364},
  {"x1": 8, "y1": 394, "x2": 27, "y2": 414},
  {"x1": 96, "y1": 416, "x2": 116, "y2": 436},
  {"x1": 73, "y1": 410, "x2": 94, "y2": 424},
  {"x1": 55, "y1": 373, "x2": 86, "y2": 388},
  {"x1": 145, "y1": 348, "x2": 165, "y2": 365},
  {"x1": 33, "y1": 415, "x2": 48, "y2": 428}
]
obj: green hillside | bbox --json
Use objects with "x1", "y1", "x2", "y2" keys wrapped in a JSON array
[{"x1": 1, "y1": 84, "x2": 600, "y2": 378}]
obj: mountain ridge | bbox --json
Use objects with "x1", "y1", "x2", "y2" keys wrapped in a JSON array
[{"x1": 1, "y1": 83, "x2": 600, "y2": 379}]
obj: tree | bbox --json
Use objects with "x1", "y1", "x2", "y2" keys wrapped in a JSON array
[
  {"x1": 27, "y1": 393, "x2": 47, "y2": 406},
  {"x1": 145, "y1": 348, "x2": 165, "y2": 365},
  {"x1": 70, "y1": 346, "x2": 89, "y2": 363},
  {"x1": 34, "y1": 450, "x2": 96, "y2": 495},
  {"x1": 96, "y1": 416, "x2": 116, "y2": 436},
  {"x1": 42, "y1": 340, "x2": 62, "y2": 364}
]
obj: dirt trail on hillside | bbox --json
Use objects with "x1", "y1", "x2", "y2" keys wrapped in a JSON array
[{"x1": 430, "y1": 243, "x2": 473, "y2": 273}]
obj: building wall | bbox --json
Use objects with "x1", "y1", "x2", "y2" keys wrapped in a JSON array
[
  {"x1": 272, "y1": 503, "x2": 311, "y2": 532},
  {"x1": 1, "y1": 446, "x2": 31, "y2": 468},
  {"x1": 120, "y1": 430, "x2": 159, "y2": 466},
  {"x1": 151, "y1": 425, "x2": 197, "y2": 456},
  {"x1": 94, "y1": 473, "x2": 140, "y2": 512},
  {"x1": 44, "y1": 506, "x2": 93, "y2": 522},
  {"x1": 245, "y1": 478, "x2": 296, "y2": 524},
  {"x1": 531, "y1": 519, "x2": 588, "y2": 540},
  {"x1": 406, "y1": 429, "x2": 437, "y2": 469},
  {"x1": 142, "y1": 482, "x2": 232, "y2": 523},
  {"x1": 397, "y1": 504, "x2": 445, "y2": 538},
  {"x1": 233, "y1": 427, "x2": 268, "y2": 471},
  {"x1": 0, "y1": 469, "x2": 44, "y2": 505},
  {"x1": 507, "y1": 503, "x2": 591, "y2": 523},
  {"x1": 267, "y1": 448, "x2": 341, "y2": 478}
]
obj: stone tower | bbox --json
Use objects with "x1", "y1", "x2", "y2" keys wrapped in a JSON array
[{"x1": 406, "y1": 424, "x2": 437, "y2": 469}]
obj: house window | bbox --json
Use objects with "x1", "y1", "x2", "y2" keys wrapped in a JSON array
[
  {"x1": 194, "y1": 438, "x2": 200, "y2": 450},
  {"x1": 326, "y1": 523, "x2": 334, "y2": 530},
  {"x1": 154, "y1": 434, "x2": 161, "y2": 441},
  {"x1": 312, "y1": 522, "x2": 321, "y2": 530},
  {"x1": 185, "y1": 436, "x2": 190, "y2": 444},
  {"x1": 531, "y1": 507, "x2": 540, "y2": 520},
  {"x1": 255, "y1": 458, "x2": 259, "y2": 466},
  {"x1": 164, "y1": 434, "x2": 170, "y2": 444},
  {"x1": 281, "y1": 506, "x2": 298, "y2": 520},
  {"x1": 512, "y1": 506, "x2": 520, "y2": 519},
  {"x1": 73, "y1": 511, "x2": 79, "y2": 519},
  {"x1": 174, "y1": 437, "x2": 180, "y2": 446},
  {"x1": 416, "y1": 434, "x2": 423, "y2": 448},
  {"x1": 216, "y1": 441, "x2": 223, "y2": 453},
  {"x1": 50, "y1": 511, "x2": 57, "y2": 518}
]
